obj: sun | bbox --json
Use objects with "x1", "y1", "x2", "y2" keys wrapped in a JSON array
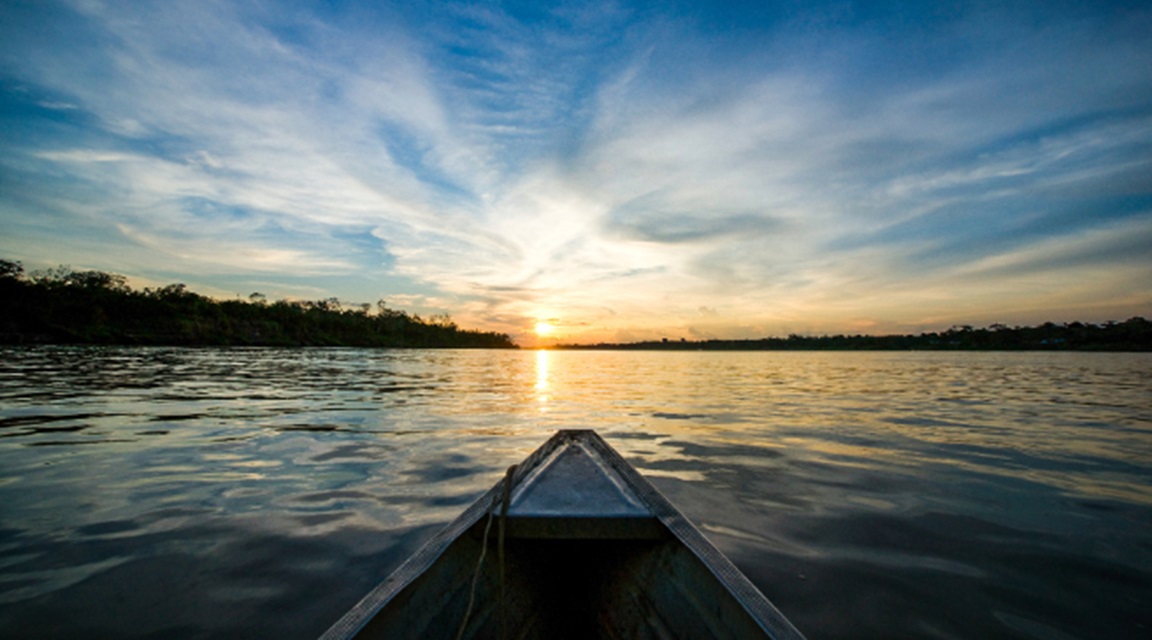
[{"x1": 534, "y1": 321, "x2": 555, "y2": 337}]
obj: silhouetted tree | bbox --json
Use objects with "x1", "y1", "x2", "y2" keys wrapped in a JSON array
[
  {"x1": 0, "y1": 259, "x2": 23, "y2": 280},
  {"x1": 0, "y1": 259, "x2": 516, "y2": 348}
]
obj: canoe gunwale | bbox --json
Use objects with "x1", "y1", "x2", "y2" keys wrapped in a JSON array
[
  {"x1": 318, "y1": 433, "x2": 569, "y2": 640},
  {"x1": 568, "y1": 431, "x2": 806, "y2": 640},
  {"x1": 319, "y1": 430, "x2": 806, "y2": 640}
]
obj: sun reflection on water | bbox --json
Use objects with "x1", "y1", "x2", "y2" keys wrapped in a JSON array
[
  {"x1": 1, "y1": 348, "x2": 1150, "y2": 639},
  {"x1": 534, "y1": 349, "x2": 550, "y2": 409}
]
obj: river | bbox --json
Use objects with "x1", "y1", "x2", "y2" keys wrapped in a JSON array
[{"x1": 1, "y1": 346, "x2": 1149, "y2": 638}]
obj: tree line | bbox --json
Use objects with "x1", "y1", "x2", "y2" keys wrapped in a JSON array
[
  {"x1": 0, "y1": 260, "x2": 515, "y2": 348},
  {"x1": 557, "y1": 319, "x2": 1152, "y2": 351}
]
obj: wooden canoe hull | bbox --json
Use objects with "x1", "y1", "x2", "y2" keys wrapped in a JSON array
[{"x1": 321, "y1": 430, "x2": 805, "y2": 640}]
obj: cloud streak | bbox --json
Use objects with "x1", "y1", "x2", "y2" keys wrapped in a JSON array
[{"x1": 1, "y1": 0, "x2": 1149, "y2": 343}]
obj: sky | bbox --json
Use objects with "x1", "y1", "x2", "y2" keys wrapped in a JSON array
[{"x1": 1, "y1": 0, "x2": 1150, "y2": 346}]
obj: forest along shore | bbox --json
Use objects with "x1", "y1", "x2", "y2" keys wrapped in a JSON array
[
  {"x1": 3, "y1": 260, "x2": 1148, "y2": 351},
  {"x1": 0, "y1": 260, "x2": 515, "y2": 349},
  {"x1": 555, "y1": 318, "x2": 1152, "y2": 352}
]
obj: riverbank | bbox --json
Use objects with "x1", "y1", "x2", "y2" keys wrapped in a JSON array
[
  {"x1": 0, "y1": 261, "x2": 515, "y2": 349},
  {"x1": 554, "y1": 318, "x2": 1152, "y2": 351}
]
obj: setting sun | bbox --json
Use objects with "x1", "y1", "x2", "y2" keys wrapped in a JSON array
[{"x1": 534, "y1": 321, "x2": 555, "y2": 337}]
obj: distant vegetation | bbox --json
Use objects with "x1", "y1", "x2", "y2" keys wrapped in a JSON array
[
  {"x1": 558, "y1": 319, "x2": 1152, "y2": 351},
  {"x1": 0, "y1": 260, "x2": 515, "y2": 348}
]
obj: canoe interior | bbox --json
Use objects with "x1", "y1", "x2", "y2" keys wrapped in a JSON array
[{"x1": 353, "y1": 517, "x2": 773, "y2": 640}]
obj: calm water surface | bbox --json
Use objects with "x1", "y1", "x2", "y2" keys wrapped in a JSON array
[{"x1": 0, "y1": 347, "x2": 1150, "y2": 639}]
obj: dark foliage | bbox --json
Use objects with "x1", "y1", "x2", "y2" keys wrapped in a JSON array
[
  {"x1": 0, "y1": 261, "x2": 516, "y2": 348},
  {"x1": 559, "y1": 319, "x2": 1152, "y2": 352}
]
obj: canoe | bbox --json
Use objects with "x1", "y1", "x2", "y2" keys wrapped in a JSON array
[{"x1": 320, "y1": 430, "x2": 806, "y2": 640}]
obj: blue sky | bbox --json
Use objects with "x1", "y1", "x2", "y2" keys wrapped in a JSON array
[{"x1": 1, "y1": 0, "x2": 1150, "y2": 344}]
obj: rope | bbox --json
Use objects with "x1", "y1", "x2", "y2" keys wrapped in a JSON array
[
  {"x1": 498, "y1": 464, "x2": 517, "y2": 640},
  {"x1": 455, "y1": 465, "x2": 518, "y2": 640}
]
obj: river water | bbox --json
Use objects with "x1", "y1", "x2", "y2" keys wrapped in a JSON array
[{"x1": 0, "y1": 346, "x2": 1149, "y2": 639}]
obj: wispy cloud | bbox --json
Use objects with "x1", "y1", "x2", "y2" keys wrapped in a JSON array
[{"x1": 1, "y1": 0, "x2": 1149, "y2": 343}]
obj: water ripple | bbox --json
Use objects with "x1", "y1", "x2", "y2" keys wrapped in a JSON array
[{"x1": 0, "y1": 347, "x2": 1149, "y2": 638}]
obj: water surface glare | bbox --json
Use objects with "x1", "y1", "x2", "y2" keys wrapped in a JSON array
[{"x1": 1, "y1": 347, "x2": 1150, "y2": 638}]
